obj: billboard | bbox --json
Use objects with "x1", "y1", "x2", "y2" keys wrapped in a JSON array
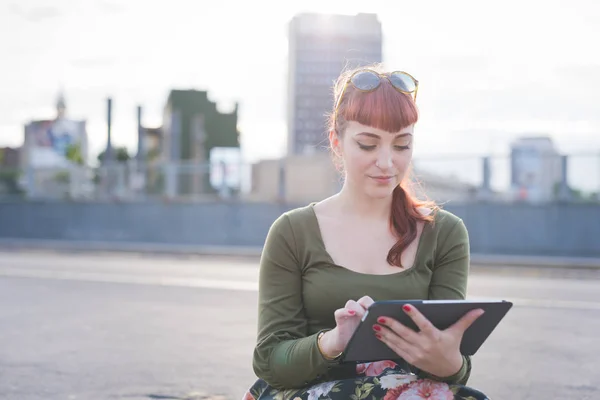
[{"x1": 24, "y1": 118, "x2": 87, "y2": 168}]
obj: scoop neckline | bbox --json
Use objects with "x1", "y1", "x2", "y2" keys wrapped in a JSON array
[{"x1": 307, "y1": 202, "x2": 429, "y2": 277}]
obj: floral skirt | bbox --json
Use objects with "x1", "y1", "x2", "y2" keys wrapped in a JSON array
[{"x1": 243, "y1": 361, "x2": 490, "y2": 400}]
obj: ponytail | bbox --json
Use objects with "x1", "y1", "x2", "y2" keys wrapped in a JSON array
[{"x1": 387, "y1": 181, "x2": 437, "y2": 268}]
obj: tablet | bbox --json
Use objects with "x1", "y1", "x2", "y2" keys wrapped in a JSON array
[{"x1": 340, "y1": 299, "x2": 513, "y2": 364}]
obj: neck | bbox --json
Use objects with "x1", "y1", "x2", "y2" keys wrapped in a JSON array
[{"x1": 336, "y1": 183, "x2": 393, "y2": 221}]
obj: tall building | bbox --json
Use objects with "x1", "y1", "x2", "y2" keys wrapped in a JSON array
[
  {"x1": 162, "y1": 90, "x2": 239, "y2": 163},
  {"x1": 287, "y1": 13, "x2": 382, "y2": 155},
  {"x1": 510, "y1": 136, "x2": 562, "y2": 203}
]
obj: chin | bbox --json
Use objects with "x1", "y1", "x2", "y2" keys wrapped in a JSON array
[{"x1": 365, "y1": 186, "x2": 395, "y2": 200}]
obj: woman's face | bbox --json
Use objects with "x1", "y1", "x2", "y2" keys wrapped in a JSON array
[{"x1": 332, "y1": 121, "x2": 414, "y2": 199}]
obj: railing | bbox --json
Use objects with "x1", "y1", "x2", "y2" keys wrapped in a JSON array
[{"x1": 1, "y1": 152, "x2": 599, "y2": 204}]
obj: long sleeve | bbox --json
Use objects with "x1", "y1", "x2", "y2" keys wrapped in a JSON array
[
  {"x1": 252, "y1": 213, "x2": 336, "y2": 389},
  {"x1": 428, "y1": 217, "x2": 470, "y2": 301},
  {"x1": 417, "y1": 217, "x2": 472, "y2": 385}
]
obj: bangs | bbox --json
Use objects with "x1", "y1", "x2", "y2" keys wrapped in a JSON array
[{"x1": 339, "y1": 81, "x2": 419, "y2": 133}]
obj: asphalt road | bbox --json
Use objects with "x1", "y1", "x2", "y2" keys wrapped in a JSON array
[{"x1": 0, "y1": 251, "x2": 599, "y2": 400}]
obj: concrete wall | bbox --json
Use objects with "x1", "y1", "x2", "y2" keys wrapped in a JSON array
[{"x1": 0, "y1": 201, "x2": 599, "y2": 257}]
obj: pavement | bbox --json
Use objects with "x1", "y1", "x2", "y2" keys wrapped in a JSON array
[
  {"x1": 0, "y1": 238, "x2": 599, "y2": 269},
  {"x1": 1, "y1": 250, "x2": 600, "y2": 400}
]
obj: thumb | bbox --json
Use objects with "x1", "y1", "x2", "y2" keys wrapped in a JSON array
[
  {"x1": 357, "y1": 295, "x2": 375, "y2": 311},
  {"x1": 449, "y1": 308, "x2": 484, "y2": 335}
]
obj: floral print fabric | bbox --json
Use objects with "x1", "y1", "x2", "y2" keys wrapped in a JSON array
[{"x1": 243, "y1": 361, "x2": 489, "y2": 400}]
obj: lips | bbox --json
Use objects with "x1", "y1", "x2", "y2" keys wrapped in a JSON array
[{"x1": 370, "y1": 176, "x2": 394, "y2": 184}]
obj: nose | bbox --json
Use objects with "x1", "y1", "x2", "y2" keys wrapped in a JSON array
[{"x1": 375, "y1": 149, "x2": 393, "y2": 170}]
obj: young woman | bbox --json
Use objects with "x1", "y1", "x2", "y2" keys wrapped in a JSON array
[{"x1": 243, "y1": 64, "x2": 490, "y2": 400}]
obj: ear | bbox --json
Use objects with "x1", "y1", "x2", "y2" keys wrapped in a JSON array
[{"x1": 328, "y1": 130, "x2": 342, "y2": 156}]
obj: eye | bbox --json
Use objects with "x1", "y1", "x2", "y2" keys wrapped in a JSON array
[
  {"x1": 357, "y1": 143, "x2": 376, "y2": 151},
  {"x1": 394, "y1": 145, "x2": 411, "y2": 151},
  {"x1": 394, "y1": 138, "x2": 412, "y2": 151}
]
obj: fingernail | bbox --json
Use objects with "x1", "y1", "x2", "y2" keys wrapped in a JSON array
[
  {"x1": 348, "y1": 310, "x2": 356, "y2": 315},
  {"x1": 372, "y1": 324, "x2": 381, "y2": 332},
  {"x1": 375, "y1": 333, "x2": 382, "y2": 340},
  {"x1": 402, "y1": 305, "x2": 411, "y2": 312},
  {"x1": 377, "y1": 317, "x2": 386, "y2": 324}
]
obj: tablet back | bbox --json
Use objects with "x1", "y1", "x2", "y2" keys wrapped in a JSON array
[{"x1": 341, "y1": 299, "x2": 513, "y2": 364}]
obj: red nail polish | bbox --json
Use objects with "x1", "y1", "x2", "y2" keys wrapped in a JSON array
[
  {"x1": 372, "y1": 324, "x2": 381, "y2": 332},
  {"x1": 375, "y1": 333, "x2": 382, "y2": 340},
  {"x1": 377, "y1": 317, "x2": 386, "y2": 324},
  {"x1": 348, "y1": 310, "x2": 356, "y2": 315},
  {"x1": 403, "y1": 305, "x2": 411, "y2": 312}
]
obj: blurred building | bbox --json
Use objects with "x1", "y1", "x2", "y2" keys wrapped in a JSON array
[
  {"x1": 135, "y1": 126, "x2": 163, "y2": 196},
  {"x1": 140, "y1": 126, "x2": 162, "y2": 163},
  {"x1": 19, "y1": 92, "x2": 91, "y2": 199},
  {"x1": 510, "y1": 136, "x2": 562, "y2": 203},
  {"x1": 249, "y1": 154, "x2": 480, "y2": 204},
  {"x1": 287, "y1": 13, "x2": 382, "y2": 156},
  {"x1": 161, "y1": 89, "x2": 240, "y2": 196},
  {"x1": 411, "y1": 168, "x2": 479, "y2": 204},
  {"x1": 249, "y1": 153, "x2": 340, "y2": 203}
]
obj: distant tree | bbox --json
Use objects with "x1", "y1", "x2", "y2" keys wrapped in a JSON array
[
  {"x1": 0, "y1": 148, "x2": 23, "y2": 195},
  {"x1": 553, "y1": 182, "x2": 598, "y2": 203},
  {"x1": 0, "y1": 170, "x2": 22, "y2": 195},
  {"x1": 65, "y1": 143, "x2": 84, "y2": 165}
]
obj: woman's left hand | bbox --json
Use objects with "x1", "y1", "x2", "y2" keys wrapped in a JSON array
[{"x1": 373, "y1": 304, "x2": 484, "y2": 378}]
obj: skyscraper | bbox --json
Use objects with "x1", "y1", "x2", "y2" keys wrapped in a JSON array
[{"x1": 286, "y1": 13, "x2": 382, "y2": 156}]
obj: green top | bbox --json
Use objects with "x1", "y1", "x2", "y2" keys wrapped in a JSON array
[{"x1": 252, "y1": 203, "x2": 472, "y2": 390}]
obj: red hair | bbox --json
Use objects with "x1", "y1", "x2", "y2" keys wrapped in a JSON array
[{"x1": 328, "y1": 64, "x2": 437, "y2": 268}]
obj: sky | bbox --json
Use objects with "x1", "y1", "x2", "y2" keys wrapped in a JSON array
[{"x1": 1, "y1": 0, "x2": 599, "y2": 189}]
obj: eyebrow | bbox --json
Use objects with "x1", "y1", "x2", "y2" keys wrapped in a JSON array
[{"x1": 357, "y1": 132, "x2": 412, "y2": 139}]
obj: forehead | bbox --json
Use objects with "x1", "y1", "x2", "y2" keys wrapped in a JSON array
[{"x1": 345, "y1": 121, "x2": 414, "y2": 137}]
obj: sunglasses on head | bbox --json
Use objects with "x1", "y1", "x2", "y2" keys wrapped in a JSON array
[{"x1": 334, "y1": 69, "x2": 419, "y2": 116}]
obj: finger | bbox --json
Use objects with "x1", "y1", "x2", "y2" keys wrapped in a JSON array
[
  {"x1": 344, "y1": 300, "x2": 366, "y2": 318},
  {"x1": 375, "y1": 325, "x2": 416, "y2": 362},
  {"x1": 449, "y1": 308, "x2": 485, "y2": 335},
  {"x1": 334, "y1": 307, "x2": 358, "y2": 322},
  {"x1": 357, "y1": 295, "x2": 375, "y2": 310},
  {"x1": 374, "y1": 317, "x2": 420, "y2": 345},
  {"x1": 401, "y1": 304, "x2": 438, "y2": 336}
]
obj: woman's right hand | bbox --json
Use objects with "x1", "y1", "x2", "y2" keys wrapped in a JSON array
[{"x1": 319, "y1": 295, "x2": 375, "y2": 358}]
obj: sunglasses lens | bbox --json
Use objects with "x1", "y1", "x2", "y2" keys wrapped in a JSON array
[
  {"x1": 350, "y1": 71, "x2": 381, "y2": 91},
  {"x1": 389, "y1": 72, "x2": 417, "y2": 93}
]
